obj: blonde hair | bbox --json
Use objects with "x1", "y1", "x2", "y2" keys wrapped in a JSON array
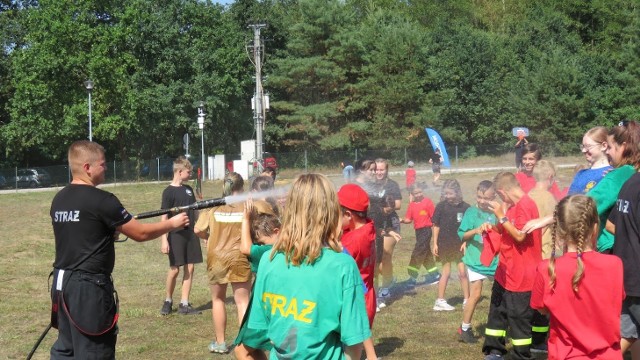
[
  {"x1": 548, "y1": 195, "x2": 598, "y2": 293},
  {"x1": 585, "y1": 126, "x2": 608, "y2": 145},
  {"x1": 173, "y1": 156, "x2": 192, "y2": 173},
  {"x1": 271, "y1": 174, "x2": 342, "y2": 265},
  {"x1": 532, "y1": 160, "x2": 556, "y2": 182},
  {"x1": 68, "y1": 140, "x2": 105, "y2": 175},
  {"x1": 223, "y1": 172, "x2": 244, "y2": 196},
  {"x1": 493, "y1": 171, "x2": 520, "y2": 192}
]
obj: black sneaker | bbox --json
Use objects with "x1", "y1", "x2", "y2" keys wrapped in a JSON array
[
  {"x1": 458, "y1": 326, "x2": 478, "y2": 343},
  {"x1": 178, "y1": 303, "x2": 202, "y2": 315},
  {"x1": 160, "y1": 300, "x2": 172, "y2": 315},
  {"x1": 530, "y1": 343, "x2": 548, "y2": 354}
]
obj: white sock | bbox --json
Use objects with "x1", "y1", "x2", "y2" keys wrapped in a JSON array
[
  {"x1": 461, "y1": 322, "x2": 471, "y2": 331},
  {"x1": 165, "y1": 298, "x2": 172, "y2": 303},
  {"x1": 180, "y1": 300, "x2": 189, "y2": 306}
]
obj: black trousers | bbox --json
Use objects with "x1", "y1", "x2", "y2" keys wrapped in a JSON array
[
  {"x1": 482, "y1": 281, "x2": 534, "y2": 360},
  {"x1": 407, "y1": 227, "x2": 436, "y2": 278},
  {"x1": 50, "y1": 270, "x2": 118, "y2": 360}
]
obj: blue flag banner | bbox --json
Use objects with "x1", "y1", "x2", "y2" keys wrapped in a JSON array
[{"x1": 425, "y1": 128, "x2": 451, "y2": 168}]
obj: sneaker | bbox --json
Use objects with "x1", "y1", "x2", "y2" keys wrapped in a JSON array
[
  {"x1": 424, "y1": 273, "x2": 441, "y2": 285},
  {"x1": 377, "y1": 288, "x2": 390, "y2": 308},
  {"x1": 178, "y1": 303, "x2": 202, "y2": 315},
  {"x1": 530, "y1": 343, "x2": 548, "y2": 354},
  {"x1": 377, "y1": 297, "x2": 387, "y2": 309},
  {"x1": 483, "y1": 352, "x2": 503, "y2": 360},
  {"x1": 208, "y1": 341, "x2": 229, "y2": 354},
  {"x1": 458, "y1": 326, "x2": 478, "y2": 343},
  {"x1": 433, "y1": 298, "x2": 455, "y2": 311},
  {"x1": 160, "y1": 300, "x2": 172, "y2": 315},
  {"x1": 405, "y1": 278, "x2": 417, "y2": 288}
]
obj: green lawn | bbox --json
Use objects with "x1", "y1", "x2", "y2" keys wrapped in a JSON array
[{"x1": 0, "y1": 167, "x2": 575, "y2": 359}]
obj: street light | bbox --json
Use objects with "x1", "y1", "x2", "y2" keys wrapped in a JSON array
[
  {"x1": 84, "y1": 80, "x2": 94, "y2": 141},
  {"x1": 197, "y1": 102, "x2": 206, "y2": 182}
]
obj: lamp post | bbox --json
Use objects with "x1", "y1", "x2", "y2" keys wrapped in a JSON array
[
  {"x1": 197, "y1": 102, "x2": 205, "y2": 182},
  {"x1": 84, "y1": 80, "x2": 94, "y2": 141}
]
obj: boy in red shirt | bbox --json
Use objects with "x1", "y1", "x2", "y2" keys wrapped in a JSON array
[
  {"x1": 405, "y1": 161, "x2": 416, "y2": 190},
  {"x1": 401, "y1": 185, "x2": 439, "y2": 285},
  {"x1": 338, "y1": 184, "x2": 379, "y2": 360},
  {"x1": 481, "y1": 172, "x2": 543, "y2": 360}
]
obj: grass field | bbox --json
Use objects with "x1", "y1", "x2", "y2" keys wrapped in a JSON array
[{"x1": 0, "y1": 161, "x2": 581, "y2": 359}]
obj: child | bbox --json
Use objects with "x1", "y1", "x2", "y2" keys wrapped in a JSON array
[
  {"x1": 431, "y1": 179, "x2": 470, "y2": 311},
  {"x1": 337, "y1": 183, "x2": 379, "y2": 360},
  {"x1": 531, "y1": 195, "x2": 624, "y2": 359},
  {"x1": 194, "y1": 172, "x2": 252, "y2": 354},
  {"x1": 159, "y1": 156, "x2": 203, "y2": 315},
  {"x1": 234, "y1": 199, "x2": 280, "y2": 360},
  {"x1": 607, "y1": 122, "x2": 640, "y2": 354},
  {"x1": 481, "y1": 172, "x2": 542, "y2": 360},
  {"x1": 515, "y1": 143, "x2": 564, "y2": 200},
  {"x1": 456, "y1": 180, "x2": 498, "y2": 343},
  {"x1": 369, "y1": 158, "x2": 402, "y2": 309},
  {"x1": 400, "y1": 184, "x2": 439, "y2": 286},
  {"x1": 246, "y1": 174, "x2": 371, "y2": 359},
  {"x1": 528, "y1": 159, "x2": 558, "y2": 259},
  {"x1": 429, "y1": 149, "x2": 443, "y2": 185},
  {"x1": 405, "y1": 161, "x2": 416, "y2": 191},
  {"x1": 342, "y1": 161, "x2": 355, "y2": 184}
]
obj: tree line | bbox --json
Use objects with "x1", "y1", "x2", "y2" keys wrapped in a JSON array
[{"x1": 0, "y1": 0, "x2": 638, "y2": 166}]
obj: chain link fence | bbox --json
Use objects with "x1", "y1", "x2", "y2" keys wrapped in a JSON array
[{"x1": 0, "y1": 142, "x2": 582, "y2": 190}]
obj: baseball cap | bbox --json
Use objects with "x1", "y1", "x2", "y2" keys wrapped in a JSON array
[
  {"x1": 337, "y1": 184, "x2": 369, "y2": 212},
  {"x1": 408, "y1": 161, "x2": 415, "y2": 167}
]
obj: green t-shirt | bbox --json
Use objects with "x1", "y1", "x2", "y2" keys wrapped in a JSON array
[
  {"x1": 587, "y1": 165, "x2": 636, "y2": 252},
  {"x1": 250, "y1": 244, "x2": 273, "y2": 273},
  {"x1": 247, "y1": 248, "x2": 371, "y2": 359},
  {"x1": 457, "y1": 206, "x2": 498, "y2": 275}
]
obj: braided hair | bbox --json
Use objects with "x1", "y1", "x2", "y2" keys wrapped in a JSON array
[{"x1": 548, "y1": 195, "x2": 598, "y2": 293}]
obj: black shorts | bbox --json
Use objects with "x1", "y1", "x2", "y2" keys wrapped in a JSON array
[
  {"x1": 621, "y1": 296, "x2": 640, "y2": 339},
  {"x1": 437, "y1": 243, "x2": 461, "y2": 264},
  {"x1": 432, "y1": 164, "x2": 441, "y2": 174},
  {"x1": 168, "y1": 231, "x2": 203, "y2": 267}
]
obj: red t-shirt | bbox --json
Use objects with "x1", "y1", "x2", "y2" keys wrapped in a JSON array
[
  {"x1": 515, "y1": 171, "x2": 564, "y2": 201},
  {"x1": 494, "y1": 194, "x2": 542, "y2": 292},
  {"x1": 531, "y1": 252, "x2": 624, "y2": 360},
  {"x1": 341, "y1": 219, "x2": 377, "y2": 327},
  {"x1": 405, "y1": 168, "x2": 416, "y2": 188},
  {"x1": 404, "y1": 198, "x2": 435, "y2": 230}
]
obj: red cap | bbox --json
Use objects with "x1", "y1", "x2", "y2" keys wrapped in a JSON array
[{"x1": 337, "y1": 184, "x2": 369, "y2": 212}]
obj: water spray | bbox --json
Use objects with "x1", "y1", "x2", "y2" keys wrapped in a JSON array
[{"x1": 134, "y1": 185, "x2": 289, "y2": 220}]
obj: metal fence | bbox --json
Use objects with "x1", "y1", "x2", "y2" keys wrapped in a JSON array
[{"x1": 0, "y1": 142, "x2": 581, "y2": 190}]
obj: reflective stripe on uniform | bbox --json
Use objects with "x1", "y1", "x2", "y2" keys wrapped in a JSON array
[
  {"x1": 213, "y1": 212, "x2": 243, "y2": 223},
  {"x1": 532, "y1": 326, "x2": 549, "y2": 333},
  {"x1": 485, "y1": 328, "x2": 506, "y2": 337},
  {"x1": 511, "y1": 338, "x2": 532, "y2": 346},
  {"x1": 427, "y1": 267, "x2": 438, "y2": 272},
  {"x1": 406, "y1": 265, "x2": 419, "y2": 272}
]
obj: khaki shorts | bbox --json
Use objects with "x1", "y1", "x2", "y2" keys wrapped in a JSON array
[{"x1": 207, "y1": 252, "x2": 251, "y2": 285}]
